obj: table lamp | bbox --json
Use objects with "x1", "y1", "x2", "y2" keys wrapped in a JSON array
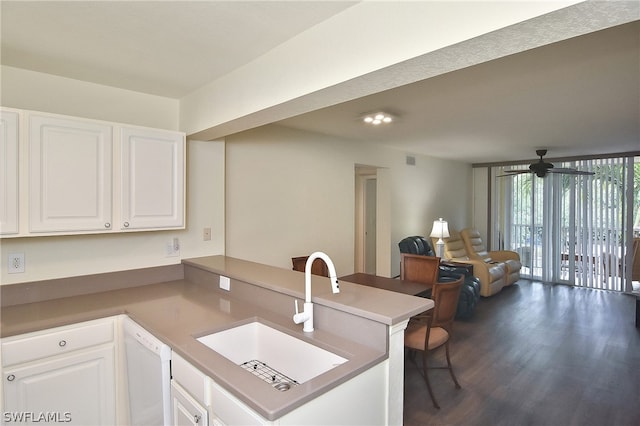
[{"x1": 430, "y1": 218, "x2": 450, "y2": 258}]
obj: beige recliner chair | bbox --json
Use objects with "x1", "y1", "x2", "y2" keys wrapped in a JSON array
[
  {"x1": 434, "y1": 229, "x2": 507, "y2": 297},
  {"x1": 460, "y1": 228, "x2": 522, "y2": 286}
]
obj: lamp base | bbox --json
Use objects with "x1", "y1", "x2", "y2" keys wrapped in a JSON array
[{"x1": 435, "y1": 240, "x2": 445, "y2": 259}]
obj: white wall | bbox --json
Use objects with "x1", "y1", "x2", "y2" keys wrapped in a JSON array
[
  {"x1": 1, "y1": 66, "x2": 179, "y2": 130},
  {"x1": 0, "y1": 66, "x2": 472, "y2": 284},
  {"x1": 472, "y1": 167, "x2": 490, "y2": 243},
  {"x1": 225, "y1": 125, "x2": 356, "y2": 275},
  {"x1": 225, "y1": 125, "x2": 471, "y2": 278},
  {"x1": 0, "y1": 69, "x2": 225, "y2": 284},
  {"x1": 389, "y1": 153, "x2": 472, "y2": 274}
]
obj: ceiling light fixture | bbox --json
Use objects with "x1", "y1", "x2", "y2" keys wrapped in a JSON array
[{"x1": 363, "y1": 112, "x2": 393, "y2": 125}]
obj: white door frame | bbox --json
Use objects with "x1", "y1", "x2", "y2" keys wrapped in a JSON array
[{"x1": 355, "y1": 166, "x2": 377, "y2": 274}]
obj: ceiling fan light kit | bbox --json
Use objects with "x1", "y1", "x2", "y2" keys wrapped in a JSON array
[{"x1": 500, "y1": 149, "x2": 595, "y2": 178}]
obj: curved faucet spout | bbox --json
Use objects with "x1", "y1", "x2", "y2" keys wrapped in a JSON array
[
  {"x1": 304, "y1": 251, "x2": 340, "y2": 303},
  {"x1": 293, "y1": 251, "x2": 340, "y2": 333}
]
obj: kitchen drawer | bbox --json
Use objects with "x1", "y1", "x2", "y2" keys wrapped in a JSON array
[
  {"x1": 172, "y1": 352, "x2": 208, "y2": 404},
  {"x1": 210, "y1": 381, "x2": 268, "y2": 425},
  {"x1": 1, "y1": 317, "x2": 114, "y2": 366}
]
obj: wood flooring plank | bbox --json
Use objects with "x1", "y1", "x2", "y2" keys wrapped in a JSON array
[{"x1": 403, "y1": 280, "x2": 640, "y2": 426}]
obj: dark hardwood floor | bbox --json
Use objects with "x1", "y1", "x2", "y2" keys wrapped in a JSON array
[{"x1": 403, "y1": 280, "x2": 640, "y2": 426}]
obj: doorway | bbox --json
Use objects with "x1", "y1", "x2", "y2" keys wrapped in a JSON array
[{"x1": 355, "y1": 166, "x2": 377, "y2": 274}]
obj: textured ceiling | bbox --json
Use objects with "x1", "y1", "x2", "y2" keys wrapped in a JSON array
[
  {"x1": 1, "y1": 1, "x2": 638, "y2": 164},
  {"x1": 278, "y1": 21, "x2": 640, "y2": 164}
]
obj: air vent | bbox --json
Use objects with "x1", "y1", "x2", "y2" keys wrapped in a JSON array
[{"x1": 406, "y1": 155, "x2": 416, "y2": 166}]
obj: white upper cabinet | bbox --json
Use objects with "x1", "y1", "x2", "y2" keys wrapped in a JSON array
[
  {"x1": 120, "y1": 126, "x2": 185, "y2": 230},
  {"x1": 0, "y1": 108, "x2": 185, "y2": 237},
  {"x1": 29, "y1": 113, "x2": 113, "y2": 233},
  {"x1": 0, "y1": 108, "x2": 20, "y2": 235}
]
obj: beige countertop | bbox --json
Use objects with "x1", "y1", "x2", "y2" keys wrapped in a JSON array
[
  {"x1": 1, "y1": 255, "x2": 433, "y2": 420},
  {"x1": 183, "y1": 256, "x2": 432, "y2": 326}
]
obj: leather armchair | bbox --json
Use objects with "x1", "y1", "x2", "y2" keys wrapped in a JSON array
[
  {"x1": 398, "y1": 236, "x2": 480, "y2": 318},
  {"x1": 433, "y1": 229, "x2": 507, "y2": 297},
  {"x1": 460, "y1": 228, "x2": 522, "y2": 286}
]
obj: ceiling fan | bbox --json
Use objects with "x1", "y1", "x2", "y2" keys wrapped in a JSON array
[{"x1": 500, "y1": 149, "x2": 595, "y2": 178}]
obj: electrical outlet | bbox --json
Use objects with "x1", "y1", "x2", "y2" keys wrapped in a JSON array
[
  {"x1": 166, "y1": 238, "x2": 180, "y2": 257},
  {"x1": 219, "y1": 275, "x2": 231, "y2": 291},
  {"x1": 203, "y1": 227, "x2": 211, "y2": 241},
  {"x1": 8, "y1": 253, "x2": 25, "y2": 274}
]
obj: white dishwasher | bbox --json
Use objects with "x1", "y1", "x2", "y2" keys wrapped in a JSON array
[{"x1": 123, "y1": 317, "x2": 172, "y2": 426}]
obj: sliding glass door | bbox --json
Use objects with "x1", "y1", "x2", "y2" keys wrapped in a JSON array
[{"x1": 493, "y1": 155, "x2": 639, "y2": 292}]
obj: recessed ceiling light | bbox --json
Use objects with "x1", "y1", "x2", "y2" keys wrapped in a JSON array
[{"x1": 363, "y1": 112, "x2": 393, "y2": 125}]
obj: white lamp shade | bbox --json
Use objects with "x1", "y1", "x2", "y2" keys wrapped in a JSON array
[{"x1": 430, "y1": 218, "x2": 450, "y2": 239}]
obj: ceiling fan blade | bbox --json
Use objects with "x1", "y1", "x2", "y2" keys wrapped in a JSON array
[
  {"x1": 503, "y1": 149, "x2": 595, "y2": 178},
  {"x1": 502, "y1": 169, "x2": 531, "y2": 175},
  {"x1": 547, "y1": 168, "x2": 595, "y2": 175},
  {"x1": 498, "y1": 170, "x2": 532, "y2": 177}
]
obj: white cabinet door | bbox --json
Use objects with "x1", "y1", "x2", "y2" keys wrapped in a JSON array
[
  {"x1": 2, "y1": 109, "x2": 185, "y2": 236},
  {"x1": 29, "y1": 113, "x2": 113, "y2": 233},
  {"x1": 171, "y1": 381, "x2": 209, "y2": 426},
  {"x1": 120, "y1": 126, "x2": 184, "y2": 230},
  {"x1": 3, "y1": 345, "x2": 116, "y2": 426},
  {"x1": 0, "y1": 109, "x2": 20, "y2": 235}
]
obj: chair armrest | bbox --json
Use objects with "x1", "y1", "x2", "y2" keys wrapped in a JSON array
[
  {"x1": 448, "y1": 258, "x2": 486, "y2": 270},
  {"x1": 449, "y1": 258, "x2": 501, "y2": 286},
  {"x1": 439, "y1": 262, "x2": 473, "y2": 279},
  {"x1": 489, "y1": 250, "x2": 520, "y2": 262}
]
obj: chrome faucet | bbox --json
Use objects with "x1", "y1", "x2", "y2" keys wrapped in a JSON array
[{"x1": 293, "y1": 251, "x2": 340, "y2": 332}]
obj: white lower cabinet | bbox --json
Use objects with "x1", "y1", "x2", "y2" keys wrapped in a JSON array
[
  {"x1": 209, "y1": 381, "x2": 268, "y2": 426},
  {"x1": 171, "y1": 381, "x2": 209, "y2": 426},
  {"x1": 171, "y1": 352, "x2": 209, "y2": 426},
  {"x1": 1, "y1": 319, "x2": 387, "y2": 426},
  {"x1": 274, "y1": 361, "x2": 387, "y2": 425},
  {"x1": 1, "y1": 318, "x2": 117, "y2": 426},
  {"x1": 172, "y1": 354, "x2": 387, "y2": 426},
  {"x1": 209, "y1": 361, "x2": 387, "y2": 426}
]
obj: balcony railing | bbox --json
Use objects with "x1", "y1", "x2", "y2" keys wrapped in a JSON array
[{"x1": 507, "y1": 224, "x2": 629, "y2": 291}]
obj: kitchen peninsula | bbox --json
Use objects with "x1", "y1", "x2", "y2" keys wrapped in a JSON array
[{"x1": 1, "y1": 256, "x2": 432, "y2": 424}]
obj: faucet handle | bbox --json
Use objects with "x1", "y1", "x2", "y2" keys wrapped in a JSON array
[{"x1": 293, "y1": 300, "x2": 306, "y2": 325}]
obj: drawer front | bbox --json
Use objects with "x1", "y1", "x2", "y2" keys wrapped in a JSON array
[
  {"x1": 1, "y1": 318, "x2": 114, "y2": 366},
  {"x1": 210, "y1": 381, "x2": 267, "y2": 425},
  {"x1": 172, "y1": 352, "x2": 208, "y2": 404}
]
